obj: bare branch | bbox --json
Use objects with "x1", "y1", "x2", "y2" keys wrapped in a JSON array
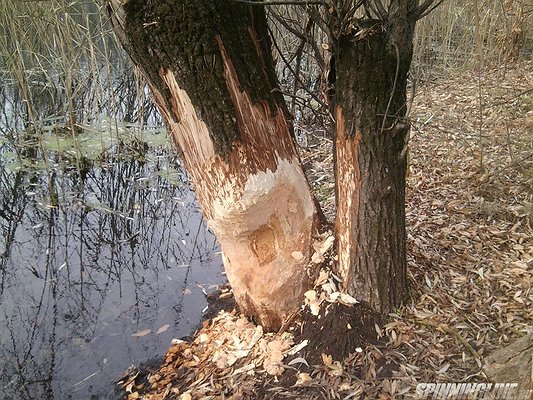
[
  {"x1": 305, "y1": 4, "x2": 333, "y2": 42},
  {"x1": 269, "y1": 9, "x2": 325, "y2": 68},
  {"x1": 372, "y1": 0, "x2": 388, "y2": 19},
  {"x1": 232, "y1": 0, "x2": 326, "y2": 6},
  {"x1": 270, "y1": 9, "x2": 308, "y2": 39},
  {"x1": 411, "y1": 0, "x2": 446, "y2": 20},
  {"x1": 267, "y1": 24, "x2": 333, "y2": 121}
]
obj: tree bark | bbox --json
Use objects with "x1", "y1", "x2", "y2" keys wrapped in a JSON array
[
  {"x1": 106, "y1": 0, "x2": 320, "y2": 331},
  {"x1": 333, "y1": 6, "x2": 417, "y2": 314}
]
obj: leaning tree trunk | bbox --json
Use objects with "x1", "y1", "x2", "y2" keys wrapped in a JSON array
[
  {"x1": 333, "y1": 8, "x2": 417, "y2": 314},
  {"x1": 106, "y1": 0, "x2": 320, "y2": 331}
]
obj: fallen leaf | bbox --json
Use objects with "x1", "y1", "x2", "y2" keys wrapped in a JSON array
[
  {"x1": 339, "y1": 292, "x2": 359, "y2": 305},
  {"x1": 328, "y1": 361, "x2": 344, "y2": 376},
  {"x1": 310, "y1": 302, "x2": 320, "y2": 316},
  {"x1": 286, "y1": 339, "x2": 308, "y2": 355},
  {"x1": 288, "y1": 357, "x2": 309, "y2": 367},
  {"x1": 315, "y1": 269, "x2": 329, "y2": 285},
  {"x1": 132, "y1": 329, "x2": 151, "y2": 337},
  {"x1": 156, "y1": 324, "x2": 170, "y2": 334},
  {"x1": 295, "y1": 372, "x2": 314, "y2": 386},
  {"x1": 322, "y1": 353, "x2": 333, "y2": 367},
  {"x1": 304, "y1": 290, "x2": 317, "y2": 302},
  {"x1": 232, "y1": 363, "x2": 255, "y2": 376},
  {"x1": 198, "y1": 333, "x2": 209, "y2": 343},
  {"x1": 126, "y1": 381, "x2": 135, "y2": 393},
  {"x1": 329, "y1": 291, "x2": 341, "y2": 301},
  {"x1": 219, "y1": 291, "x2": 233, "y2": 299},
  {"x1": 320, "y1": 235, "x2": 335, "y2": 254}
]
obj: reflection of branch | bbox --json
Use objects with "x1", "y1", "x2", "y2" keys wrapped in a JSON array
[
  {"x1": 0, "y1": 171, "x2": 27, "y2": 295},
  {"x1": 274, "y1": 88, "x2": 330, "y2": 123},
  {"x1": 0, "y1": 147, "x2": 224, "y2": 397}
]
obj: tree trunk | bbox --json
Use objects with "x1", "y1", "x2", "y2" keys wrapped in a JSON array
[
  {"x1": 333, "y1": 11, "x2": 416, "y2": 314},
  {"x1": 106, "y1": 0, "x2": 320, "y2": 331}
]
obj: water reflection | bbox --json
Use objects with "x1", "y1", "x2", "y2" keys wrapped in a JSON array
[{"x1": 0, "y1": 147, "x2": 224, "y2": 399}]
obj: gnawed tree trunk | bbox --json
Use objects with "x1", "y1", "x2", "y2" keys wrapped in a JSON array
[
  {"x1": 106, "y1": 0, "x2": 320, "y2": 330},
  {"x1": 333, "y1": 4, "x2": 417, "y2": 313}
]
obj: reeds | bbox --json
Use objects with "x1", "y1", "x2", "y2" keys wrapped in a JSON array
[
  {"x1": 413, "y1": 0, "x2": 533, "y2": 76},
  {"x1": 0, "y1": 0, "x2": 160, "y2": 169}
]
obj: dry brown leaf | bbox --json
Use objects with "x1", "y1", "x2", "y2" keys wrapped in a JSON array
[
  {"x1": 156, "y1": 325, "x2": 170, "y2": 335},
  {"x1": 132, "y1": 329, "x2": 151, "y2": 337}
]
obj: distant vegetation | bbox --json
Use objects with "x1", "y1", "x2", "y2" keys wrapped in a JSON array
[
  {"x1": 0, "y1": 0, "x2": 531, "y2": 159},
  {"x1": 0, "y1": 0, "x2": 166, "y2": 175},
  {"x1": 414, "y1": 0, "x2": 533, "y2": 72}
]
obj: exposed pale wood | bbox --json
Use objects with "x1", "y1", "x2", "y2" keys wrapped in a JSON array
[
  {"x1": 149, "y1": 59, "x2": 317, "y2": 332},
  {"x1": 334, "y1": 108, "x2": 361, "y2": 291}
]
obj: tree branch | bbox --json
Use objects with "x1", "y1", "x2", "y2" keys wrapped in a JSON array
[
  {"x1": 270, "y1": 8, "x2": 326, "y2": 68},
  {"x1": 411, "y1": 0, "x2": 445, "y2": 20},
  {"x1": 305, "y1": 4, "x2": 334, "y2": 42},
  {"x1": 268, "y1": 25, "x2": 333, "y2": 121},
  {"x1": 232, "y1": 0, "x2": 326, "y2": 6},
  {"x1": 371, "y1": 0, "x2": 388, "y2": 19}
]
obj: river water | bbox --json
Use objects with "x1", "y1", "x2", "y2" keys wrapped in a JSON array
[{"x1": 0, "y1": 136, "x2": 225, "y2": 399}]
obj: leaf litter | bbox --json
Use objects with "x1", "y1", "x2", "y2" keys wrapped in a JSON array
[{"x1": 119, "y1": 61, "x2": 532, "y2": 399}]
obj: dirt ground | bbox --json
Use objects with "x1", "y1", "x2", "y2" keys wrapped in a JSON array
[{"x1": 118, "y1": 61, "x2": 533, "y2": 400}]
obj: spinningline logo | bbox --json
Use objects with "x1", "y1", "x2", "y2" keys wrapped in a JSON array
[{"x1": 415, "y1": 382, "x2": 533, "y2": 399}]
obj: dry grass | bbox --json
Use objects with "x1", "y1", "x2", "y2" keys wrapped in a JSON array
[{"x1": 413, "y1": 0, "x2": 533, "y2": 75}]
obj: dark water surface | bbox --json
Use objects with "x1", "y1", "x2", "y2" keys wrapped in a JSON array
[{"x1": 0, "y1": 145, "x2": 224, "y2": 399}]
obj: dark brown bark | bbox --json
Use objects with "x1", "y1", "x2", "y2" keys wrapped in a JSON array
[
  {"x1": 106, "y1": 0, "x2": 321, "y2": 331},
  {"x1": 333, "y1": 7, "x2": 417, "y2": 314}
]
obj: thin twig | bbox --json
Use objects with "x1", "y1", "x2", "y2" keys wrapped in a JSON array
[
  {"x1": 412, "y1": 0, "x2": 445, "y2": 20},
  {"x1": 485, "y1": 87, "x2": 533, "y2": 109},
  {"x1": 232, "y1": 0, "x2": 326, "y2": 5},
  {"x1": 415, "y1": 319, "x2": 481, "y2": 360},
  {"x1": 268, "y1": 24, "x2": 334, "y2": 122}
]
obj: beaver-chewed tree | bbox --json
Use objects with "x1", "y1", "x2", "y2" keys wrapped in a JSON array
[
  {"x1": 330, "y1": 0, "x2": 436, "y2": 313},
  {"x1": 105, "y1": 0, "x2": 438, "y2": 332}
]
